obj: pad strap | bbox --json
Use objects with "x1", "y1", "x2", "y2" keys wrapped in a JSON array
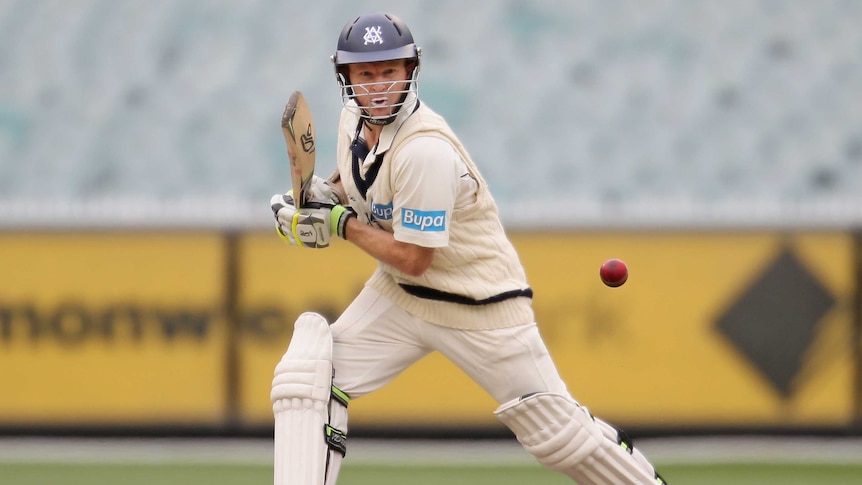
[
  {"x1": 325, "y1": 384, "x2": 350, "y2": 457},
  {"x1": 325, "y1": 424, "x2": 347, "y2": 457}
]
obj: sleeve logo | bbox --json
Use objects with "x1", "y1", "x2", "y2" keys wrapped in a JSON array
[
  {"x1": 371, "y1": 201, "x2": 393, "y2": 220},
  {"x1": 402, "y1": 208, "x2": 446, "y2": 232}
]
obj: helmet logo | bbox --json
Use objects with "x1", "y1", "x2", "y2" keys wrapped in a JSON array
[{"x1": 363, "y1": 26, "x2": 384, "y2": 45}]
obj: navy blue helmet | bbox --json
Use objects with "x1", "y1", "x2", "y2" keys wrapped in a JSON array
[
  {"x1": 332, "y1": 12, "x2": 420, "y2": 67},
  {"x1": 331, "y1": 12, "x2": 422, "y2": 125}
]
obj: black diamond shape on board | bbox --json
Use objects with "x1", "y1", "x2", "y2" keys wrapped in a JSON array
[{"x1": 715, "y1": 249, "x2": 835, "y2": 397}]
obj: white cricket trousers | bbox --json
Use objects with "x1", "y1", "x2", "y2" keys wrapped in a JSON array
[{"x1": 330, "y1": 287, "x2": 569, "y2": 404}]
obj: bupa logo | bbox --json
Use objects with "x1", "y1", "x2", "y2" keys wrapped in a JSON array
[
  {"x1": 371, "y1": 201, "x2": 393, "y2": 220},
  {"x1": 402, "y1": 208, "x2": 446, "y2": 232}
]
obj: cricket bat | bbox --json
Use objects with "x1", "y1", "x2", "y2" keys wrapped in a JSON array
[{"x1": 281, "y1": 91, "x2": 316, "y2": 208}]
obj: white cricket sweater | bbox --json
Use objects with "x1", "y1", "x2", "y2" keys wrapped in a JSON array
[{"x1": 336, "y1": 100, "x2": 534, "y2": 330}]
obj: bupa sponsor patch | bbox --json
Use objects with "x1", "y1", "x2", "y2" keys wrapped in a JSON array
[
  {"x1": 401, "y1": 208, "x2": 446, "y2": 232},
  {"x1": 371, "y1": 201, "x2": 393, "y2": 220}
]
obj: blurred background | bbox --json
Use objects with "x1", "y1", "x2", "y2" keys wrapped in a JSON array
[{"x1": 1, "y1": 0, "x2": 861, "y2": 455}]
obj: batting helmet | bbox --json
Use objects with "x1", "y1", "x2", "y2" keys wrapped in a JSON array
[
  {"x1": 332, "y1": 12, "x2": 420, "y2": 67},
  {"x1": 331, "y1": 12, "x2": 422, "y2": 125}
]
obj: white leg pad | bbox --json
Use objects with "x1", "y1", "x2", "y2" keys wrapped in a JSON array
[
  {"x1": 272, "y1": 312, "x2": 346, "y2": 485},
  {"x1": 495, "y1": 392, "x2": 664, "y2": 484}
]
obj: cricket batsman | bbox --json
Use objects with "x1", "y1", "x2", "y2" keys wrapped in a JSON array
[{"x1": 269, "y1": 11, "x2": 668, "y2": 485}]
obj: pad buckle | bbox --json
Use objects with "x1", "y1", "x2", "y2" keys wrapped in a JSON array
[{"x1": 324, "y1": 424, "x2": 347, "y2": 457}]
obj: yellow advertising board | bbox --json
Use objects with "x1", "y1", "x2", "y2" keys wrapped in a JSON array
[
  {"x1": 513, "y1": 232, "x2": 855, "y2": 427},
  {"x1": 239, "y1": 231, "x2": 856, "y2": 429},
  {"x1": 0, "y1": 233, "x2": 227, "y2": 424},
  {"x1": 0, "y1": 230, "x2": 855, "y2": 430}
]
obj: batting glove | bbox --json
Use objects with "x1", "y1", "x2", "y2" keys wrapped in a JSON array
[
  {"x1": 302, "y1": 174, "x2": 348, "y2": 206},
  {"x1": 270, "y1": 194, "x2": 355, "y2": 248}
]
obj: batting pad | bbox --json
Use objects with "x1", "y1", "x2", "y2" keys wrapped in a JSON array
[
  {"x1": 271, "y1": 312, "x2": 338, "y2": 485},
  {"x1": 495, "y1": 392, "x2": 664, "y2": 485}
]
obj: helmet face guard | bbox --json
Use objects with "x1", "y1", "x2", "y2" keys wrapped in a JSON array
[
  {"x1": 331, "y1": 12, "x2": 421, "y2": 125},
  {"x1": 334, "y1": 69, "x2": 419, "y2": 125}
]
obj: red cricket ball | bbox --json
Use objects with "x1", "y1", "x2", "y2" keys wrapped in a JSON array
[{"x1": 600, "y1": 258, "x2": 628, "y2": 287}]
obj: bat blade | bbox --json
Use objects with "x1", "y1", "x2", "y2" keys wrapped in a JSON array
[{"x1": 281, "y1": 90, "x2": 316, "y2": 208}]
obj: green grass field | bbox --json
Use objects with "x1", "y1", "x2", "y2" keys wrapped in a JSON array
[{"x1": 2, "y1": 462, "x2": 862, "y2": 485}]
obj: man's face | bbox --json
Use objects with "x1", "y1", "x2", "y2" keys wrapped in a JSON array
[{"x1": 346, "y1": 59, "x2": 410, "y2": 118}]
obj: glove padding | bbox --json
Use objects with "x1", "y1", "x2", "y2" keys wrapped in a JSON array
[
  {"x1": 295, "y1": 173, "x2": 348, "y2": 206},
  {"x1": 270, "y1": 195, "x2": 355, "y2": 248}
]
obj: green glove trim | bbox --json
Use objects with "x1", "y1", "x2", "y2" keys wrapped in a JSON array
[
  {"x1": 329, "y1": 205, "x2": 356, "y2": 239},
  {"x1": 275, "y1": 224, "x2": 294, "y2": 245}
]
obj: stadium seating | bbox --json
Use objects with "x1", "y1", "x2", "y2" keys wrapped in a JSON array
[{"x1": 0, "y1": 0, "x2": 860, "y2": 226}]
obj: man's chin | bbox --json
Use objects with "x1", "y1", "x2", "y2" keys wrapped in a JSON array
[{"x1": 365, "y1": 108, "x2": 392, "y2": 119}]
